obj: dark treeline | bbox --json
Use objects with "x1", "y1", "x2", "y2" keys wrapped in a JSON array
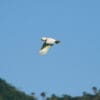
[
  {"x1": 0, "y1": 78, "x2": 35, "y2": 100},
  {"x1": 0, "y1": 78, "x2": 100, "y2": 100},
  {"x1": 46, "y1": 93, "x2": 100, "y2": 100}
]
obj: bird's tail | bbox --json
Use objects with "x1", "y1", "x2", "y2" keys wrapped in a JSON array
[{"x1": 55, "y1": 40, "x2": 60, "y2": 44}]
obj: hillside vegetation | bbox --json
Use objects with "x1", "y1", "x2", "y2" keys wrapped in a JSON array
[
  {"x1": 0, "y1": 78, "x2": 100, "y2": 100},
  {"x1": 0, "y1": 78, "x2": 35, "y2": 100}
]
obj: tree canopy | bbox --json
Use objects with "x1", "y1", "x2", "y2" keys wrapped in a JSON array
[{"x1": 0, "y1": 78, "x2": 100, "y2": 100}]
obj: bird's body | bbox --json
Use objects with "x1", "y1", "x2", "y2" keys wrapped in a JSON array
[
  {"x1": 44, "y1": 38, "x2": 56, "y2": 44},
  {"x1": 39, "y1": 37, "x2": 60, "y2": 55}
]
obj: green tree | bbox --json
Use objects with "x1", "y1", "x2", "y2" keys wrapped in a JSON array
[
  {"x1": 51, "y1": 94, "x2": 57, "y2": 100},
  {"x1": 92, "y1": 86, "x2": 97, "y2": 95},
  {"x1": 62, "y1": 94, "x2": 71, "y2": 100},
  {"x1": 0, "y1": 78, "x2": 34, "y2": 100},
  {"x1": 41, "y1": 92, "x2": 46, "y2": 100}
]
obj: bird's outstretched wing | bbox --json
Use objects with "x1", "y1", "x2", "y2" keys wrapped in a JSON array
[{"x1": 39, "y1": 43, "x2": 53, "y2": 55}]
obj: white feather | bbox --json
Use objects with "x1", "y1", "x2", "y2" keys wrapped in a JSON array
[
  {"x1": 39, "y1": 45, "x2": 51, "y2": 55},
  {"x1": 46, "y1": 38, "x2": 56, "y2": 44}
]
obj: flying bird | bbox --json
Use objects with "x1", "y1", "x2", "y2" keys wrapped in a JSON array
[{"x1": 39, "y1": 37, "x2": 60, "y2": 55}]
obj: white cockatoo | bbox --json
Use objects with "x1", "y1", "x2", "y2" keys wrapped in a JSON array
[{"x1": 39, "y1": 37, "x2": 60, "y2": 55}]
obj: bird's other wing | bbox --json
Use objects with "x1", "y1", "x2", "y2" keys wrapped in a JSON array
[{"x1": 39, "y1": 43, "x2": 53, "y2": 55}]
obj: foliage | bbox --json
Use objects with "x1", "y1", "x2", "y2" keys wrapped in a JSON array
[
  {"x1": 47, "y1": 94, "x2": 100, "y2": 100},
  {"x1": 0, "y1": 78, "x2": 100, "y2": 100},
  {"x1": 46, "y1": 87, "x2": 100, "y2": 100},
  {"x1": 0, "y1": 78, "x2": 35, "y2": 100}
]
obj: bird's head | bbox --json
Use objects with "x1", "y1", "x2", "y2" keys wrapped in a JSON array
[{"x1": 41, "y1": 37, "x2": 47, "y2": 41}]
